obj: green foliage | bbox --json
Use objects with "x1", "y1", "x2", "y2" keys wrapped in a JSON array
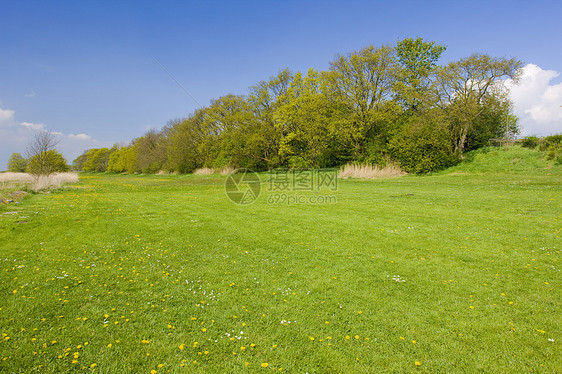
[
  {"x1": 26, "y1": 150, "x2": 69, "y2": 175},
  {"x1": 274, "y1": 69, "x2": 345, "y2": 168},
  {"x1": 394, "y1": 37, "x2": 446, "y2": 111},
  {"x1": 107, "y1": 145, "x2": 138, "y2": 173},
  {"x1": 82, "y1": 148, "x2": 112, "y2": 172},
  {"x1": 69, "y1": 41, "x2": 524, "y2": 175},
  {"x1": 7, "y1": 152, "x2": 28, "y2": 172},
  {"x1": 72, "y1": 152, "x2": 88, "y2": 171},
  {"x1": 135, "y1": 130, "x2": 167, "y2": 173},
  {"x1": 521, "y1": 135, "x2": 540, "y2": 149},
  {"x1": 437, "y1": 54, "x2": 523, "y2": 154},
  {"x1": 329, "y1": 45, "x2": 397, "y2": 157},
  {"x1": 389, "y1": 115, "x2": 458, "y2": 173}
]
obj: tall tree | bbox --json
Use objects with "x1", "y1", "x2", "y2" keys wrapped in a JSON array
[
  {"x1": 328, "y1": 45, "x2": 398, "y2": 157},
  {"x1": 246, "y1": 69, "x2": 293, "y2": 169},
  {"x1": 394, "y1": 37, "x2": 446, "y2": 111},
  {"x1": 135, "y1": 129, "x2": 167, "y2": 173},
  {"x1": 436, "y1": 54, "x2": 522, "y2": 154},
  {"x1": 199, "y1": 94, "x2": 254, "y2": 168},
  {"x1": 166, "y1": 112, "x2": 205, "y2": 173},
  {"x1": 274, "y1": 69, "x2": 343, "y2": 167}
]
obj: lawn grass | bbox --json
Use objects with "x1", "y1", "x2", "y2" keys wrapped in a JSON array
[{"x1": 0, "y1": 148, "x2": 560, "y2": 373}]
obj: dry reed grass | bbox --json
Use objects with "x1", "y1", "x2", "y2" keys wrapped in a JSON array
[
  {"x1": 0, "y1": 172, "x2": 79, "y2": 192},
  {"x1": 193, "y1": 167, "x2": 215, "y2": 175},
  {"x1": 193, "y1": 166, "x2": 236, "y2": 175},
  {"x1": 339, "y1": 162, "x2": 406, "y2": 179}
]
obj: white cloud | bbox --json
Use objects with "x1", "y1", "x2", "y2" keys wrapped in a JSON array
[
  {"x1": 20, "y1": 121, "x2": 46, "y2": 131},
  {"x1": 68, "y1": 133, "x2": 92, "y2": 141},
  {"x1": 24, "y1": 90, "x2": 36, "y2": 98},
  {"x1": 0, "y1": 108, "x2": 15, "y2": 127},
  {"x1": 506, "y1": 64, "x2": 562, "y2": 136}
]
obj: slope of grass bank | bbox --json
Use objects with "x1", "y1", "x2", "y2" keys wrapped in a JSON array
[
  {"x1": 445, "y1": 146, "x2": 560, "y2": 175},
  {"x1": 0, "y1": 160, "x2": 560, "y2": 372}
]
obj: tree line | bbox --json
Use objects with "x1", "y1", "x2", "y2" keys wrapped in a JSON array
[{"x1": 12, "y1": 38, "x2": 524, "y2": 175}]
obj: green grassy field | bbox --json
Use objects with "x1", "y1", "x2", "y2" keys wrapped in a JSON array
[{"x1": 1, "y1": 147, "x2": 560, "y2": 373}]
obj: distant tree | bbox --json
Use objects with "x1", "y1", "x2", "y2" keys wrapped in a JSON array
[
  {"x1": 135, "y1": 130, "x2": 167, "y2": 173},
  {"x1": 82, "y1": 148, "x2": 112, "y2": 172},
  {"x1": 25, "y1": 130, "x2": 65, "y2": 176},
  {"x1": 27, "y1": 150, "x2": 68, "y2": 175},
  {"x1": 72, "y1": 151, "x2": 89, "y2": 171},
  {"x1": 108, "y1": 145, "x2": 138, "y2": 173},
  {"x1": 7, "y1": 152, "x2": 28, "y2": 172},
  {"x1": 166, "y1": 113, "x2": 205, "y2": 173}
]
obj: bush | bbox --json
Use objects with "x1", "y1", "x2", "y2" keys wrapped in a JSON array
[
  {"x1": 388, "y1": 120, "x2": 458, "y2": 173},
  {"x1": 521, "y1": 136, "x2": 539, "y2": 149}
]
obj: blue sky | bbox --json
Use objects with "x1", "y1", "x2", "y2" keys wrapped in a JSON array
[{"x1": 1, "y1": 0, "x2": 561, "y2": 169}]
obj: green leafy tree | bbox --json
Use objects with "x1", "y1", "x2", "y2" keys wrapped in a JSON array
[
  {"x1": 436, "y1": 54, "x2": 523, "y2": 155},
  {"x1": 107, "y1": 145, "x2": 138, "y2": 173},
  {"x1": 166, "y1": 113, "x2": 205, "y2": 173},
  {"x1": 246, "y1": 69, "x2": 293, "y2": 169},
  {"x1": 274, "y1": 69, "x2": 344, "y2": 167},
  {"x1": 328, "y1": 45, "x2": 398, "y2": 158},
  {"x1": 198, "y1": 95, "x2": 254, "y2": 168},
  {"x1": 394, "y1": 37, "x2": 446, "y2": 112},
  {"x1": 7, "y1": 152, "x2": 28, "y2": 172},
  {"x1": 72, "y1": 152, "x2": 88, "y2": 171},
  {"x1": 135, "y1": 130, "x2": 167, "y2": 173},
  {"x1": 82, "y1": 148, "x2": 112, "y2": 172},
  {"x1": 27, "y1": 150, "x2": 68, "y2": 175},
  {"x1": 25, "y1": 130, "x2": 65, "y2": 176}
]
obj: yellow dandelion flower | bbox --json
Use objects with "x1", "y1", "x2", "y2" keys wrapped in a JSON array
[
  {"x1": 179, "y1": 344, "x2": 185, "y2": 350},
  {"x1": 261, "y1": 363, "x2": 269, "y2": 368},
  {"x1": 415, "y1": 361, "x2": 421, "y2": 366}
]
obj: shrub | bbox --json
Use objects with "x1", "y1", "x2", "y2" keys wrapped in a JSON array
[
  {"x1": 521, "y1": 136, "x2": 539, "y2": 149},
  {"x1": 388, "y1": 120, "x2": 458, "y2": 173}
]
